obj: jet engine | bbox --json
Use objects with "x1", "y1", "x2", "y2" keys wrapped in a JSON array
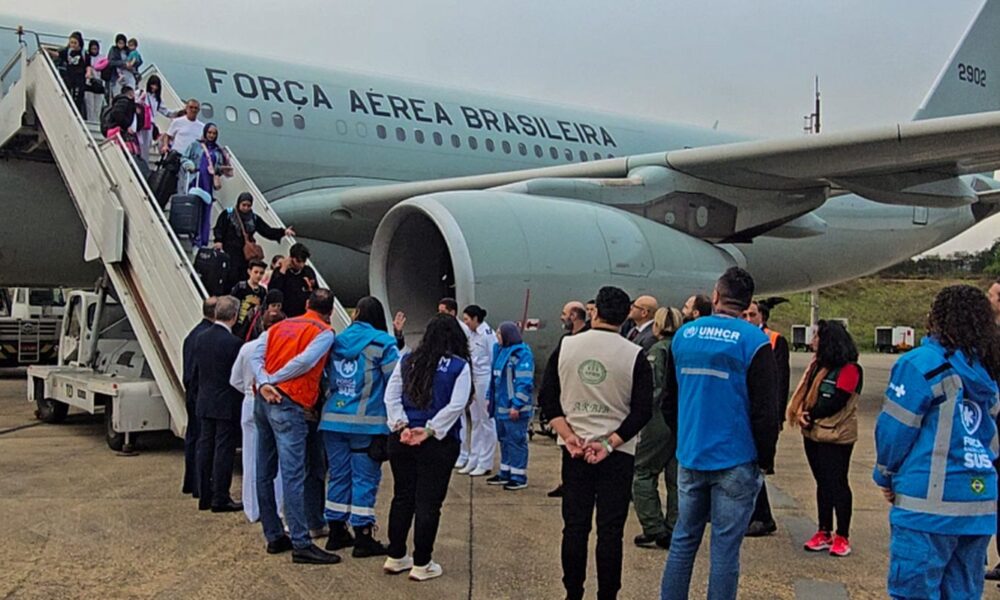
[{"x1": 369, "y1": 190, "x2": 740, "y2": 352}]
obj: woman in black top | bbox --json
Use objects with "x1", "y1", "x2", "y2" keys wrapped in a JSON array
[
  {"x1": 212, "y1": 191, "x2": 294, "y2": 291},
  {"x1": 56, "y1": 32, "x2": 91, "y2": 119}
]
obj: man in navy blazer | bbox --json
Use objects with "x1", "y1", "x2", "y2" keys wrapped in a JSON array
[
  {"x1": 194, "y1": 295, "x2": 245, "y2": 511},
  {"x1": 182, "y1": 297, "x2": 216, "y2": 498}
]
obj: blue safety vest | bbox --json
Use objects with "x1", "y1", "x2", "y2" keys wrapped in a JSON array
[
  {"x1": 319, "y1": 321, "x2": 399, "y2": 435},
  {"x1": 401, "y1": 354, "x2": 467, "y2": 441},
  {"x1": 671, "y1": 314, "x2": 771, "y2": 470},
  {"x1": 488, "y1": 342, "x2": 535, "y2": 418},
  {"x1": 874, "y1": 337, "x2": 999, "y2": 535}
]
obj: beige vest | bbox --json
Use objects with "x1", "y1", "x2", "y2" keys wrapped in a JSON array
[{"x1": 558, "y1": 329, "x2": 642, "y2": 455}]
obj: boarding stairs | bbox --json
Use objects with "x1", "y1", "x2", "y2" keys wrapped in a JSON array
[{"x1": 0, "y1": 34, "x2": 350, "y2": 437}]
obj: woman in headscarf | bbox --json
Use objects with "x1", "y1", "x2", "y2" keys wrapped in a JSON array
[
  {"x1": 83, "y1": 39, "x2": 104, "y2": 121},
  {"x1": 212, "y1": 191, "x2": 295, "y2": 290},
  {"x1": 181, "y1": 122, "x2": 232, "y2": 247},
  {"x1": 485, "y1": 321, "x2": 534, "y2": 490}
]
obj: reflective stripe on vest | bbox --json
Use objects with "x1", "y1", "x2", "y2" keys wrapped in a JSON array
[
  {"x1": 764, "y1": 328, "x2": 780, "y2": 351},
  {"x1": 264, "y1": 312, "x2": 331, "y2": 408}
]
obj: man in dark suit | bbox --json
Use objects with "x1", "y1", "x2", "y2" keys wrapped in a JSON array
[
  {"x1": 194, "y1": 295, "x2": 245, "y2": 512},
  {"x1": 626, "y1": 295, "x2": 659, "y2": 352},
  {"x1": 182, "y1": 296, "x2": 216, "y2": 497}
]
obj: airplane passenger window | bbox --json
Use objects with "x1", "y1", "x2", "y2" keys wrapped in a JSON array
[
  {"x1": 593, "y1": 152, "x2": 601, "y2": 160},
  {"x1": 579, "y1": 150, "x2": 588, "y2": 161},
  {"x1": 468, "y1": 136, "x2": 478, "y2": 150},
  {"x1": 248, "y1": 109, "x2": 261, "y2": 125},
  {"x1": 451, "y1": 134, "x2": 461, "y2": 148},
  {"x1": 433, "y1": 132, "x2": 443, "y2": 146},
  {"x1": 518, "y1": 143, "x2": 527, "y2": 156},
  {"x1": 357, "y1": 123, "x2": 367, "y2": 137},
  {"x1": 549, "y1": 147, "x2": 558, "y2": 159},
  {"x1": 336, "y1": 120, "x2": 348, "y2": 135},
  {"x1": 377, "y1": 125, "x2": 387, "y2": 139},
  {"x1": 396, "y1": 127, "x2": 406, "y2": 142},
  {"x1": 607, "y1": 153, "x2": 614, "y2": 158},
  {"x1": 414, "y1": 129, "x2": 425, "y2": 144},
  {"x1": 201, "y1": 103, "x2": 214, "y2": 118},
  {"x1": 293, "y1": 114, "x2": 305, "y2": 129},
  {"x1": 502, "y1": 140, "x2": 511, "y2": 154},
  {"x1": 225, "y1": 106, "x2": 238, "y2": 122},
  {"x1": 534, "y1": 144, "x2": 543, "y2": 158},
  {"x1": 271, "y1": 112, "x2": 284, "y2": 127},
  {"x1": 564, "y1": 148, "x2": 573, "y2": 161},
  {"x1": 485, "y1": 139, "x2": 495, "y2": 152}
]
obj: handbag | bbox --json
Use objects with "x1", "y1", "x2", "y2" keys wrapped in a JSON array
[
  {"x1": 235, "y1": 210, "x2": 265, "y2": 261},
  {"x1": 85, "y1": 78, "x2": 105, "y2": 95},
  {"x1": 201, "y1": 143, "x2": 224, "y2": 190},
  {"x1": 366, "y1": 435, "x2": 389, "y2": 463}
]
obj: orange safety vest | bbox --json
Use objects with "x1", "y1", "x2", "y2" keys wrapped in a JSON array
[
  {"x1": 763, "y1": 327, "x2": 781, "y2": 350},
  {"x1": 264, "y1": 310, "x2": 331, "y2": 409}
]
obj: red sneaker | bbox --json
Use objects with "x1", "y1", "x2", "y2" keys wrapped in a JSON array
[
  {"x1": 829, "y1": 535, "x2": 852, "y2": 557},
  {"x1": 803, "y1": 530, "x2": 832, "y2": 552}
]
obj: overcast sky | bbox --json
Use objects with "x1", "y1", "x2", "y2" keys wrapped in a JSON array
[{"x1": 3, "y1": 0, "x2": 994, "y2": 255}]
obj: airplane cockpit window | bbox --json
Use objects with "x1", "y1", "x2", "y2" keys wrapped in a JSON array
[
  {"x1": 549, "y1": 146, "x2": 558, "y2": 160},
  {"x1": 451, "y1": 134, "x2": 461, "y2": 148},
  {"x1": 414, "y1": 129, "x2": 425, "y2": 144},
  {"x1": 501, "y1": 140, "x2": 511, "y2": 154},
  {"x1": 485, "y1": 139, "x2": 495, "y2": 152},
  {"x1": 225, "y1": 106, "x2": 238, "y2": 122},
  {"x1": 579, "y1": 150, "x2": 588, "y2": 162},
  {"x1": 272, "y1": 112, "x2": 284, "y2": 127},
  {"x1": 468, "y1": 136, "x2": 478, "y2": 150},
  {"x1": 433, "y1": 132, "x2": 443, "y2": 146},
  {"x1": 518, "y1": 143, "x2": 527, "y2": 156},
  {"x1": 201, "y1": 103, "x2": 214, "y2": 118},
  {"x1": 293, "y1": 115, "x2": 305, "y2": 130},
  {"x1": 533, "y1": 144, "x2": 543, "y2": 158},
  {"x1": 376, "y1": 125, "x2": 387, "y2": 139},
  {"x1": 564, "y1": 148, "x2": 573, "y2": 161},
  {"x1": 248, "y1": 109, "x2": 261, "y2": 126}
]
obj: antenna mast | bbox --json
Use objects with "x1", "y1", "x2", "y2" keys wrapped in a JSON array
[{"x1": 803, "y1": 76, "x2": 821, "y2": 134}]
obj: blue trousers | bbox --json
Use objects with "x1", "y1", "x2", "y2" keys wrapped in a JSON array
[
  {"x1": 322, "y1": 431, "x2": 383, "y2": 528},
  {"x1": 661, "y1": 462, "x2": 761, "y2": 600},
  {"x1": 888, "y1": 524, "x2": 989, "y2": 600},
  {"x1": 254, "y1": 395, "x2": 326, "y2": 549},
  {"x1": 496, "y1": 415, "x2": 530, "y2": 484}
]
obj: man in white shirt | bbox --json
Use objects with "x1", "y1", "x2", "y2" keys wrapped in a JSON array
[{"x1": 161, "y1": 98, "x2": 205, "y2": 192}]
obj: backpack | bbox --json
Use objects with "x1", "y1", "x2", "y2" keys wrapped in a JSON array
[{"x1": 99, "y1": 104, "x2": 115, "y2": 136}]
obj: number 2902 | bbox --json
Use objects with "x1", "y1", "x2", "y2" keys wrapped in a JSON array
[{"x1": 958, "y1": 63, "x2": 987, "y2": 87}]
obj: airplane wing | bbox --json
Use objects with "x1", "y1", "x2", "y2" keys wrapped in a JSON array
[{"x1": 283, "y1": 109, "x2": 1000, "y2": 245}]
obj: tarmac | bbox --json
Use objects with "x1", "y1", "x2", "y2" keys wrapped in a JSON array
[{"x1": 0, "y1": 352, "x2": 997, "y2": 599}]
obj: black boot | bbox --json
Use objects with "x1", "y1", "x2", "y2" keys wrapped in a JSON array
[
  {"x1": 325, "y1": 521, "x2": 355, "y2": 551},
  {"x1": 352, "y1": 525, "x2": 388, "y2": 558}
]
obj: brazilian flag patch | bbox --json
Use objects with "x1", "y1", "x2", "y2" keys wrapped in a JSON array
[{"x1": 971, "y1": 478, "x2": 986, "y2": 495}]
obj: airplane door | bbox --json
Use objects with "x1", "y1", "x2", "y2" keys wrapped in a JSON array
[
  {"x1": 596, "y1": 210, "x2": 654, "y2": 277},
  {"x1": 913, "y1": 207, "x2": 929, "y2": 225}
]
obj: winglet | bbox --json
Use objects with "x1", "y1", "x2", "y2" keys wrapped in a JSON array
[{"x1": 915, "y1": 0, "x2": 1000, "y2": 120}]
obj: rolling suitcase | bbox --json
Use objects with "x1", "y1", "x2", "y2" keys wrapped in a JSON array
[
  {"x1": 194, "y1": 248, "x2": 230, "y2": 296},
  {"x1": 168, "y1": 193, "x2": 202, "y2": 238},
  {"x1": 147, "y1": 152, "x2": 181, "y2": 208}
]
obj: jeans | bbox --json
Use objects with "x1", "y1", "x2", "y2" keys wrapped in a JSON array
[
  {"x1": 323, "y1": 431, "x2": 383, "y2": 528},
  {"x1": 888, "y1": 524, "x2": 989, "y2": 599},
  {"x1": 254, "y1": 394, "x2": 326, "y2": 549},
  {"x1": 496, "y1": 415, "x2": 530, "y2": 484},
  {"x1": 196, "y1": 416, "x2": 239, "y2": 507},
  {"x1": 561, "y1": 449, "x2": 635, "y2": 600},
  {"x1": 661, "y1": 462, "x2": 762, "y2": 600},
  {"x1": 387, "y1": 434, "x2": 460, "y2": 567},
  {"x1": 633, "y1": 411, "x2": 679, "y2": 538},
  {"x1": 803, "y1": 439, "x2": 854, "y2": 537}
]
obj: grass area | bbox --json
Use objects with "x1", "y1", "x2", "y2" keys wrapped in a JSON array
[{"x1": 766, "y1": 277, "x2": 990, "y2": 351}]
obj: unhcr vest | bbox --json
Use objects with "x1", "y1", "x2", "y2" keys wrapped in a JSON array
[
  {"x1": 264, "y1": 311, "x2": 331, "y2": 409},
  {"x1": 557, "y1": 329, "x2": 643, "y2": 455},
  {"x1": 671, "y1": 314, "x2": 771, "y2": 470},
  {"x1": 400, "y1": 354, "x2": 468, "y2": 441}
]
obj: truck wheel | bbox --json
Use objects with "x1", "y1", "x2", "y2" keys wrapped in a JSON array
[
  {"x1": 104, "y1": 400, "x2": 134, "y2": 452},
  {"x1": 35, "y1": 397, "x2": 69, "y2": 423},
  {"x1": 34, "y1": 377, "x2": 69, "y2": 423}
]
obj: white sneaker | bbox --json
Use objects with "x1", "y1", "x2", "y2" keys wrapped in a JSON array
[
  {"x1": 409, "y1": 561, "x2": 443, "y2": 581},
  {"x1": 383, "y1": 555, "x2": 414, "y2": 574},
  {"x1": 468, "y1": 466, "x2": 491, "y2": 477},
  {"x1": 458, "y1": 464, "x2": 475, "y2": 475},
  {"x1": 454, "y1": 459, "x2": 467, "y2": 470}
]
